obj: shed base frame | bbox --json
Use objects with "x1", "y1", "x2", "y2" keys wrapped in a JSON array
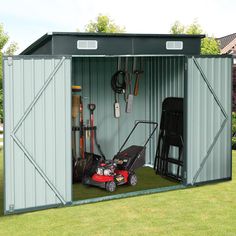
[{"x1": 4, "y1": 177, "x2": 232, "y2": 215}]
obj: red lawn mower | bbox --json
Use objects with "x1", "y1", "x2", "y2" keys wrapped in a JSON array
[{"x1": 83, "y1": 121, "x2": 158, "y2": 192}]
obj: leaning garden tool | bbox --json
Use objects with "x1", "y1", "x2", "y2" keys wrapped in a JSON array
[{"x1": 88, "y1": 103, "x2": 96, "y2": 153}]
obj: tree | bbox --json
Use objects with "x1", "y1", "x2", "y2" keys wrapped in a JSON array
[
  {"x1": 0, "y1": 24, "x2": 18, "y2": 122},
  {"x1": 4, "y1": 41, "x2": 19, "y2": 56},
  {"x1": 170, "y1": 20, "x2": 220, "y2": 55},
  {"x1": 170, "y1": 21, "x2": 185, "y2": 34},
  {"x1": 0, "y1": 24, "x2": 9, "y2": 50},
  {"x1": 84, "y1": 14, "x2": 126, "y2": 33}
]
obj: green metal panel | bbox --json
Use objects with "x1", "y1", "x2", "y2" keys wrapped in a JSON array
[
  {"x1": 186, "y1": 56, "x2": 232, "y2": 185},
  {"x1": 4, "y1": 56, "x2": 72, "y2": 214},
  {"x1": 73, "y1": 56, "x2": 184, "y2": 165}
]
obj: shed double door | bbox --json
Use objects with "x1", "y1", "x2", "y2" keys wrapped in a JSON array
[
  {"x1": 185, "y1": 56, "x2": 232, "y2": 185},
  {"x1": 4, "y1": 56, "x2": 72, "y2": 214}
]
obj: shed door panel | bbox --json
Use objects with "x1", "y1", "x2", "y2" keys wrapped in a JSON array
[
  {"x1": 4, "y1": 57, "x2": 71, "y2": 214},
  {"x1": 186, "y1": 57, "x2": 232, "y2": 185}
]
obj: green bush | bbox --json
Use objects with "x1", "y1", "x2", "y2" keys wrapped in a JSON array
[
  {"x1": 232, "y1": 137, "x2": 236, "y2": 150},
  {"x1": 232, "y1": 112, "x2": 236, "y2": 150},
  {"x1": 0, "y1": 89, "x2": 2, "y2": 123}
]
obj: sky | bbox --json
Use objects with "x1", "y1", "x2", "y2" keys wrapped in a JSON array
[{"x1": 0, "y1": 0, "x2": 235, "y2": 53}]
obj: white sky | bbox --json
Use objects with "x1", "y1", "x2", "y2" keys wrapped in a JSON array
[{"x1": 1, "y1": 0, "x2": 235, "y2": 53}]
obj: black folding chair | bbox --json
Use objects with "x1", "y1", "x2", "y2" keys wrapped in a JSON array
[{"x1": 154, "y1": 97, "x2": 184, "y2": 181}]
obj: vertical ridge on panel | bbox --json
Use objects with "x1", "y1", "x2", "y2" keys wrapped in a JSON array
[
  {"x1": 150, "y1": 57, "x2": 156, "y2": 165},
  {"x1": 34, "y1": 59, "x2": 46, "y2": 206},
  {"x1": 91, "y1": 58, "x2": 98, "y2": 153},
  {"x1": 45, "y1": 59, "x2": 56, "y2": 204},
  {"x1": 147, "y1": 57, "x2": 152, "y2": 164},
  {"x1": 43, "y1": 59, "x2": 47, "y2": 203},
  {"x1": 74, "y1": 58, "x2": 82, "y2": 158},
  {"x1": 4, "y1": 59, "x2": 14, "y2": 212},
  {"x1": 24, "y1": 59, "x2": 36, "y2": 208},
  {"x1": 65, "y1": 59, "x2": 71, "y2": 202},
  {"x1": 55, "y1": 59, "x2": 66, "y2": 203},
  {"x1": 53, "y1": 59, "x2": 58, "y2": 203},
  {"x1": 199, "y1": 58, "x2": 206, "y2": 182},
  {"x1": 108, "y1": 58, "x2": 117, "y2": 158},
  {"x1": 187, "y1": 58, "x2": 192, "y2": 183},
  {"x1": 208, "y1": 58, "x2": 214, "y2": 182},
  {"x1": 22, "y1": 59, "x2": 26, "y2": 208},
  {"x1": 13, "y1": 59, "x2": 25, "y2": 209},
  {"x1": 227, "y1": 58, "x2": 232, "y2": 178},
  {"x1": 213, "y1": 58, "x2": 220, "y2": 180}
]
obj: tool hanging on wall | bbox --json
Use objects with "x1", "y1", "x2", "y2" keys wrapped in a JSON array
[
  {"x1": 111, "y1": 57, "x2": 144, "y2": 117},
  {"x1": 88, "y1": 103, "x2": 96, "y2": 153},
  {"x1": 133, "y1": 57, "x2": 144, "y2": 96},
  {"x1": 125, "y1": 58, "x2": 133, "y2": 113},
  {"x1": 111, "y1": 57, "x2": 126, "y2": 118}
]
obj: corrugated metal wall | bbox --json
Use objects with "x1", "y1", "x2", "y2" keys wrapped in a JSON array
[
  {"x1": 4, "y1": 56, "x2": 72, "y2": 213},
  {"x1": 73, "y1": 56, "x2": 184, "y2": 165},
  {"x1": 186, "y1": 57, "x2": 232, "y2": 185}
]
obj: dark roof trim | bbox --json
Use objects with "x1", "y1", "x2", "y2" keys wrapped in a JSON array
[
  {"x1": 21, "y1": 33, "x2": 52, "y2": 55},
  {"x1": 48, "y1": 31, "x2": 205, "y2": 38},
  {"x1": 21, "y1": 32, "x2": 205, "y2": 55}
]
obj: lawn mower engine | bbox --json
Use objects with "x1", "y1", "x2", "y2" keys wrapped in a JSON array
[{"x1": 96, "y1": 161, "x2": 117, "y2": 176}]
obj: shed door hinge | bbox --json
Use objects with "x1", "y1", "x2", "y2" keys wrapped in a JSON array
[
  {"x1": 184, "y1": 171, "x2": 187, "y2": 179},
  {"x1": 9, "y1": 204, "x2": 14, "y2": 212},
  {"x1": 8, "y1": 57, "x2": 13, "y2": 66}
]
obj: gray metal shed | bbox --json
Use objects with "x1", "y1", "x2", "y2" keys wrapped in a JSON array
[{"x1": 3, "y1": 32, "x2": 232, "y2": 214}]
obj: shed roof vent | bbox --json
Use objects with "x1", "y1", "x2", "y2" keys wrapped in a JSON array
[
  {"x1": 166, "y1": 41, "x2": 183, "y2": 50},
  {"x1": 77, "y1": 40, "x2": 98, "y2": 50}
]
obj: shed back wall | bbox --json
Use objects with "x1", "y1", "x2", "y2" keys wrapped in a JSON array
[{"x1": 72, "y1": 56, "x2": 184, "y2": 164}]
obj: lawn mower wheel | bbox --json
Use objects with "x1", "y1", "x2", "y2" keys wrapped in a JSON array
[
  {"x1": 128, "y1": 173, "x2": 138, "y2": 186},
  {"x1": 106, "y1": 181, "x2": 116, "y2": 192}
]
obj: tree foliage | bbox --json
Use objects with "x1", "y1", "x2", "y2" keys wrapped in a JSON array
[
  {"x1": 85, "y1": 14, "x2": 125, "y2": 33},
  {"x1": 170, "y1": 21, "x2": 185, "y2": 34},
  {"x1": 0, "y1": 24, "x2": 9, "y2": 50},
  {"x1": 0, "y1": 24, "x2": 18, "y2": 122},
  {"x1": 170, "y1": 20, "x2": 220, "y2": 55},
  {"x1": 4, "y1": 41, "x2": 19, "y2": 56}
]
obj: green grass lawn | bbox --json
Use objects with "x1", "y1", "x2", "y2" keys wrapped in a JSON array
[{"x1": 0, "y1": 151, "x2": 236, "y2": 235}]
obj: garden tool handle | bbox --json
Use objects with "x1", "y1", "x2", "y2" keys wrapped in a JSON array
[
  {"x1": 134, "y1": 71, "x2": 143, "y2": 96},
  {"x1": 134, "y1": 74, "x2": 139, "y2": 96}
]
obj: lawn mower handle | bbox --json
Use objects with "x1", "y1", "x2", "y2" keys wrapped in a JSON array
[{"x1": 117, "y1": 120, "x2": 158, "y2": 154}]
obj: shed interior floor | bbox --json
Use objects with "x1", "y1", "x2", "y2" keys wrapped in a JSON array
[{"x1": 73, "y1": 167, "x2": 179, "y2": 201}]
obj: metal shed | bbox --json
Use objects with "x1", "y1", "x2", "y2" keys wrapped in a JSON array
[{"x1": 3, "y1": 32, "x2": 232, "y2": 214}]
